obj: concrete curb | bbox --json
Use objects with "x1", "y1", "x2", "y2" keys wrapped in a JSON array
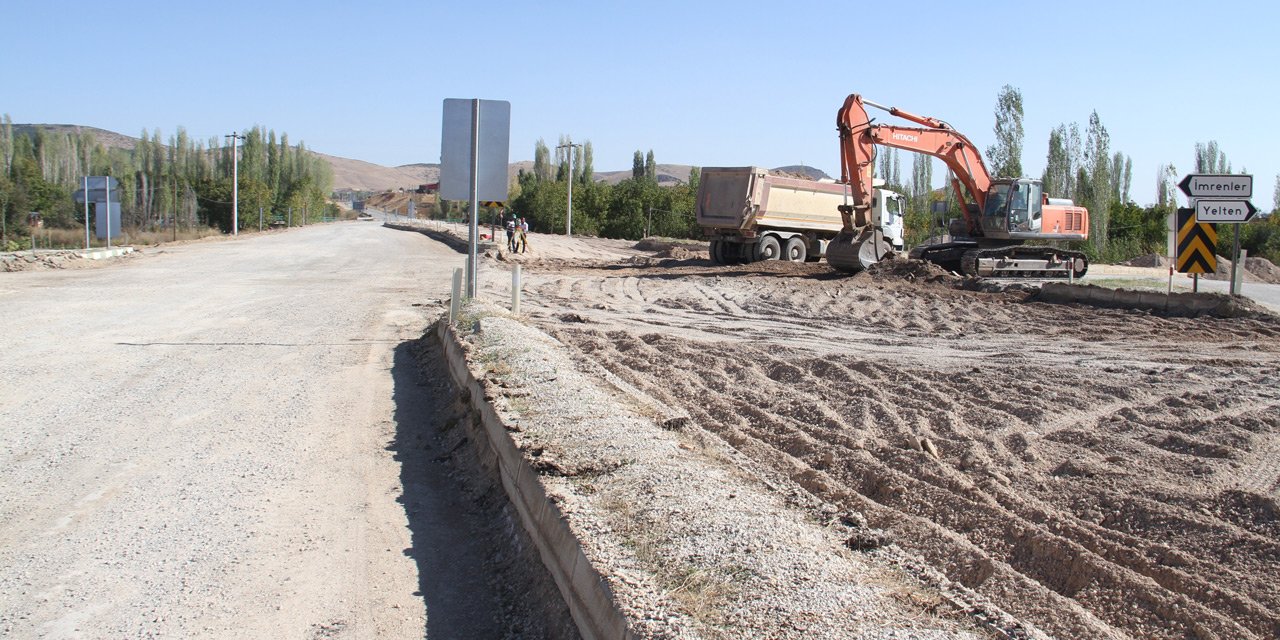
[
  {"x1": 1035, "y1": 282, "x2": 1250, "y2": 317},
  {"x1": 383, "y1": 222, "x2": 498, "y2": 254},
  {"x1": 435, "y1": 321, "x2": 634, "y2": 640},
  {"x1": 78, "y1": 246, "x2": 135, "y2": 260}
]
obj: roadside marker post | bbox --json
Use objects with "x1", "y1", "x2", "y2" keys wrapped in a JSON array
[
  {"x1": 450, "y1": 267, "x2": 463, "y2": 324},
  {"x1": 512, "y1": 264, "x2": 521, "y2": 315}
]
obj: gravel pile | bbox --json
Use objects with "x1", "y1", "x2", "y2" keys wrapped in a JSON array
[
  {"x1": 449, "y1": 300, "x2": 1016, "y2": 639},
  {"x1": 1, "y1": 250, "x2": 90, "y2": 271}
]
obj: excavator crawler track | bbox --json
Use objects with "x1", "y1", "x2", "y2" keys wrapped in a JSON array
[{"x1": 959, "y1": 246, "x2": 1088, "y2": 279}]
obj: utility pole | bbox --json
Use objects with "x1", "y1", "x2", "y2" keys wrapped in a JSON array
[
  {"x1": 556, "y1": 139, "x2": 582, "y2": 237},
  {"x1": 226, "y1": 132, "x2": 245, "y2": 235}
]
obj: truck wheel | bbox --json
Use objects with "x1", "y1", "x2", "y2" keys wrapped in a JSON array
[
  {"x1": 710, "y1": 239, "x2": 724, "y2": 264},
  {"x1": 783, "y1": 236, "x2": 808, "y2": 262},
  {"x1": 757, "y1": 235, "x2": 780, "y2": 261}
]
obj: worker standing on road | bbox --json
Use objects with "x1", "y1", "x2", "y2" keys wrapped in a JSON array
[
  {"x1": 505, "y1": 215, "x2": 517, "y2": 252},
  {"x1": 518, "y1": 217, "x2": 530, "y2": 253}
]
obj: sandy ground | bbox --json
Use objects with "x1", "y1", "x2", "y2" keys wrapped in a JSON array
[
  {"x1": 456, "y1": 227, "x2": 1280, "y2": 639},
  {"x1": 0, "y1": 223, "x2": 574, "y2": 638}
]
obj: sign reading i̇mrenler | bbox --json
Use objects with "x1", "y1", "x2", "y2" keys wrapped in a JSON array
[{"x1": 1178, "y1": 174, "x2": 1253, "y2": 199}]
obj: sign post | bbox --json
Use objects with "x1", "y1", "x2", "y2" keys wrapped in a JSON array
[
  {"x1": 441, "y1": 98, "x2": 511, "y2": 299},
  {"x1": 74, "y1": 177, "x2": 121, "y2": 246},
  {"x1": 1179, "y1": 174, "x2": 1254, "y2": 295},
  {"x1": 84, "y1": 176, "x2": 90, "y2": 249}
]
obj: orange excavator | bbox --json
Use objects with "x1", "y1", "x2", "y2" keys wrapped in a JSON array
[{"x1": 827, "y1": 94, "x2": 1089, "y2": 278}]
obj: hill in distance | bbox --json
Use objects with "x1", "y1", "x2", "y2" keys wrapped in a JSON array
[{"x1": 12, "y1": 124, "x2": 831, "y2": 191}]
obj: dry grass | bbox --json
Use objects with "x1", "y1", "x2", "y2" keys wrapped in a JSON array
[
  {"x1": 26, "y1": 226, "x2": 223, "y2": 250},
  {"x1": 600, "y1": 493, "x2": 740, "y2": 637}
]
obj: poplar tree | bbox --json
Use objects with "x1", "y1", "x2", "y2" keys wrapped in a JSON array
[
  {"x1": 986, "y1": 85, "x2": 1024, "y2": 179},
  {"x1": 533, "y1": 139, "x2": 551, "y2": 182},
  {"x1": 1042, "y1": 125, "x2": 1070, "y2": 199},
  {"x1": 1194, "y1": 141, "x2": 1226, "y2": 173},
  {"x1": 0, "y1": 114, "x2": 12, "y2": 177},
  {"x1": 579, "y1": 141, "x2": 594, "y2": 186},
  {"x1": 1156, "y1": 164, "x2": 1179, "y2": 208},
  {"x1": 1084, "y1": 111, "x2": 1111, "y2": 251},
  {"x1": 1110, "y1": 152, "x2": 1132, "y2": 204},
  {"x1": 644, "y1": 150, "x2": 656, "y2": 182},
  {"x1": 910, "y1": 153, "x2": 933, "y2": 200},
  {"x1": 572, "y1": 145, "x2": 583, "y2": 184},
  {"x1": 632, "y1": 150, "x2": 644, "y2": 179}
]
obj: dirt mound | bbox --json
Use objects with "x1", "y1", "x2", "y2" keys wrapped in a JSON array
[
  {"x1": 864, "y1": 258, "x2": 961, "y2": 283},
  {"x1": 653, "y1": 246, "x2": 706, "y2": 260},
  {"x1": 1245, "y1": 256, "x2": 1280, "y2": 283},
  {"x1": 1204, "y1": 254, "x2": 1280, "y2": 283},
  {"x1": 1123, "y1": 254, "x2": 1170, "y2": 268}
]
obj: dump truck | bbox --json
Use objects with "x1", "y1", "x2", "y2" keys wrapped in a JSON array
[{"x1": 697, "y1": 166, "x2": 905, "y2": 265}]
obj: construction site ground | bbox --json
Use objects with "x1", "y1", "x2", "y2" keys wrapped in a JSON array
[{"x1": 442, "y1": 222, "x2": 1280, "y2": 639}]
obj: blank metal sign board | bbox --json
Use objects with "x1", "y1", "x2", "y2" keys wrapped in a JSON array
[{"x1": 439, "y1": 99, "x2": 510, "y2": 202}]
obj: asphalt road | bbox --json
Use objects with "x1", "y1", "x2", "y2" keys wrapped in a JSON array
[{"x1": 0, "y1": 223, "x2": 523, "y2": 638}]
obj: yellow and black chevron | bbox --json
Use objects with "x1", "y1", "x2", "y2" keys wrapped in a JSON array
[{"x1": 1176, "y1": 208, "x2": 1217, "y2": 274}]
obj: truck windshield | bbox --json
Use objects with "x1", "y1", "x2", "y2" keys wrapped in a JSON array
[{"x1": 983, "y1": 184, "x2": 1010, "y2": 217}]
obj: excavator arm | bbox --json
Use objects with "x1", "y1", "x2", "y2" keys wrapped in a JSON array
[{"x1": 837, "y1": 94, "x2": 992, "y2": 236}]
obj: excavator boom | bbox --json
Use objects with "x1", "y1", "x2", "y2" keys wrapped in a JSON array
[{"x1": 838, "y1": 94, "x2": 990, "y2": 233}]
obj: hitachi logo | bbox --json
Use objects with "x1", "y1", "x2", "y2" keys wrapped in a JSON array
[{"x1": 892, "y1": 133, "x2": 919, "y2": 143}]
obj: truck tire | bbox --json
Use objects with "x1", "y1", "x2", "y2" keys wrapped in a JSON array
[
  {"x1": 783, "y1": 236, "x2": 808, "y2": 262},
  {"x1": 710, "y1": 238, "x2": 724, "y2": 264},
  {"x1": 757, "y1": 235, "x2": 781, "y2": 261}
]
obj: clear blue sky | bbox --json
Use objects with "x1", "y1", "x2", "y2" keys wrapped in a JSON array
[{"x1": 5, "y1": 0, "x2": 1277, "y2": 207}]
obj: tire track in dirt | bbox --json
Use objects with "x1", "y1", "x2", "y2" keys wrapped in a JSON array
[{"x1": 516, "y1": 260, "x2": 1280, "y2": 640}]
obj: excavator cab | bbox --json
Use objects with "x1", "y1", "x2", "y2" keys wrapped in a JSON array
[{"x1": 979, "y1": 179, "x2": 1044, "y2": 240}]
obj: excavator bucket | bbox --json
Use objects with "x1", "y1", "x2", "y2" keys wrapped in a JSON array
[{"x1": 825, "y1": 228, "x2": 894, "y2": 273}]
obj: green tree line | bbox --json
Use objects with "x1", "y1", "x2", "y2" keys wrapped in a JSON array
[
  {"x1": 508, "y1": 138, "x2": 700, "y2": 241},
  {"x1": 0, "y1": 114, "x2": 334, "y2": 244}
]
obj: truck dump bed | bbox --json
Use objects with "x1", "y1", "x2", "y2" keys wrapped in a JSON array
[{"x1": 697, "y1": 167, "x2": 847, "y2": 233}]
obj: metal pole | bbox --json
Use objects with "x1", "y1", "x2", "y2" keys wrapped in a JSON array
[
  {"x1": 231, "y1": 132, "x2": 239, "y2": 236},
  {"x1": 566, "y1": 148, "x2": 574, "y2": 237},
  {"x1": 259, "y1": 204, "x2": 263, "y2": 232},
  {"x1": 173, "y1": 179, "x2": 178, "y2": 242},
  {"x1": 1230, "y1": 224, "x2": 1240, "y2": 296},
  {"x1": 84, "y1": 176, "x2": 90, "y2": 249},
  {"x1": 105, "y1": 178, "x2": 111, "y2": 249},
  {"x1": 288, "y1": 206, "x2": 292, "y2": 227},
  {"x1": 467, "y1": 98, "x2": 480, "y2": 299}
]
